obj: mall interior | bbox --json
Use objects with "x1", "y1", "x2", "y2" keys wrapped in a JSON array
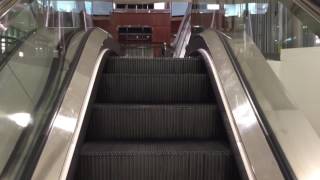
[{"x1": 0, "y1": 0, "x2": 319, "y2": 179}]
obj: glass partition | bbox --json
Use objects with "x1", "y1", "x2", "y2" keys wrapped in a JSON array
[
  {"x1": 0, "y1": 0, "x2": 90, "y2": 179},
  {"x1": 192, "y1": 0, "x2": 320, "y2": 178},
  {"x1": 172, "y1": 1, "x2": 188, "y2": 16}
]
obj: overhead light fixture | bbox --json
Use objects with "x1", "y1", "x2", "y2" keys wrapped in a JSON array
[
  {"x1": 207, "y1": 4, "x2": 219, "y2": 10},
  {"x1": 154, "y1": 2, "x2": 165, "y2": 10}
]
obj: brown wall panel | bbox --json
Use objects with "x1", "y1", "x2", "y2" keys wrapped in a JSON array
[
  {"x1": 152, "y1": 27, "x2": 170, "y2": 43},
  {"x1": 150, "y1": 14, "x2": 171, "y2": 26},
  {"x1": 171, "y1": 19, "x2": 182, "y2": 34},
  {"x1": 111, "y1": 12, "x2": 170, "y2": 26},
  {"x1": 109, "y1": 11, "x2": 171, "y2": 43},
  {"x1": 94, "y1": 19, "x2": 111, "y2": 31}
]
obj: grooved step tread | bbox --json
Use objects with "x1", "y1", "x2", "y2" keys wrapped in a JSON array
[
  {"x1": 76, "y1": 56, "x2": 240, "y2": 180},
  {"x1": 105, "y1": 57, "x2": 205, "y2": 74},
  {"x1": 87, "y1": 104, "x2": 223, "y2": 140},
  {"x1": 77, "y1": 141, "x2": 238, "y2": 180},
  {"x1": 97, "y1": 74, "x2": 214, "y2": 103},
  {"x1": 109, "y1": 57, "x2": 200, "y2": 61}
]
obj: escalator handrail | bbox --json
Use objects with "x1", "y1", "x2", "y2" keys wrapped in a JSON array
[
  {"x1": 22, "y1": 29, "x2": 92, "y2": 179},
  {"x1": 186, "y1": 30, "x2": 285, "y2": 180},
  {"x1": 0, "y1": 0, "x2": 19, "y2": 19},
  {"x1": 294, "y1": 0, "x2": 320, "y2": 23},
  {"x1": 171, "y1": 2, "x2": 192, "y2": 48},
  {"x1": 0, "y1": 29, "x2": 91, "y2": 179},
  {"x1": 216, "y1": 30, "x2": 296, "y2": 180},
  {"x1": 31, "y1": 28, "x2": 120, "y2": 180}
]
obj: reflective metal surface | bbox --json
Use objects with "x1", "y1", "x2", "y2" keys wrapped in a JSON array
[
  {"x1": 190, "y1": 0, "x2": 320, "y2": 178},
  {"x1": 195, "y1": 30, "x2": 285, "y2": 180},
  {"x1": 172, "y1": 3, "x2": 192, "y2": 58},
  {"x1": 227, "y1": 31, "x2": 320, "y2": 180},
  {"x1": 212, "y1": 0, "x2": 320, "y2": 178},
  {"x1": 31, "y1": 28, "x2": 110, "y2": 180},
  {"x1": 0, "y1": 0, "x2": 90, "y2": 178}
]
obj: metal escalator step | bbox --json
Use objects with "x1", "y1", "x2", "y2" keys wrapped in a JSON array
[
  {"x1": 97, "y1": 74, "x2": 214, "y2": 103},
  {"x1": 105, "y1": 57, "x2": 205, "y2": 74},
  {"x1": 77, "y1": 141, "x2": 238, "y2": 180},
  {"x1": 87, "y1": 104, "x2": 223, "y2": 140}
]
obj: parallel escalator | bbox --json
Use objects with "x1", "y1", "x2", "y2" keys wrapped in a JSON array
[{"x1": 73, "y1": 56, "x2": 241, "y2": 180}]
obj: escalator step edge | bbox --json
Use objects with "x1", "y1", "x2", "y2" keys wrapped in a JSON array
[
  {"x1": 105, "y1": 57, "x2": 205, "y2": 74},
  {"x1": 97, "y1": 74, "x2": 215, "y2": 103},
  {"x1": 87, "y1": 104, "x2": 224, "y2": 140},
  {"x1": 77, "y1": 141, "x2": 239, "y2": 180}
]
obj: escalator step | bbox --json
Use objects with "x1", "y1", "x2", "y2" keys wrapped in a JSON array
[
  {"x1": 105, "y1": 57, "x2": 205, "y2": 74},
  {"x1": 87, "y1": 104, "x2": 224, "y2": 140},
  {"x1": 97, "y1": 74, "x2": 214, "y2": 103},
  {"x1": 77, "y1": 141, "x2": 238, "y2": 180},
  {"x1": 108, "y1": 56, "x2": 200, "y2": 61}
]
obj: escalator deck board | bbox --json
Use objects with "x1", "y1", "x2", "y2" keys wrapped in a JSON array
[
  {"x1": 97, "y1": 74, "x2": 215, "y2": 103},
  {"x1": 87, "y1": 103, "x2": 224, "y2": 140},
  {"x1": 77, "y1": 141, "x2": 238, "y2": 180}
]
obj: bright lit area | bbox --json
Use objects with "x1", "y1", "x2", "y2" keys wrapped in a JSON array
[{"x1": 154, "y1": 2, "x2": 166, "y2": 9}]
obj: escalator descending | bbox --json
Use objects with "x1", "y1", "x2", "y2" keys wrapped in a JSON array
[{"x1": 74, "y1": 56, "x2": 241, "y2": 180}]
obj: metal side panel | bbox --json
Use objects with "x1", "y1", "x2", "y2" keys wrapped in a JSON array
[
  {"x1": 31, "y1": 28, "x2": 112, "y2": 180},
  {"x1": 189, "y1": 30, "x2": 285, "y2": 180}
]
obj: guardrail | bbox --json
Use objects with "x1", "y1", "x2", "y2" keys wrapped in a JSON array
[
  {"x1": 0, "y1": 0, "x2": 19, "y2": 19},
  {"x1": 295, "y1": 0, "x2": 320, "y2": 22},
  {"x1": 171, "y1": 3, "x2": 192, "y2": 57}
]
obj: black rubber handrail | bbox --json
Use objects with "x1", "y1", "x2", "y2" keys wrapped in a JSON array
[
  {"x1": 0, "y1": 28, "x2": 95, "y2": 180},
  {"x1": 295, "y1": 0, "x2": 320, "y2": 22},
  {"x1": 171, "y1": 2, "x2": 192, "y2": 48},
  {"x1": 21, "y1": 28, "x2": 95, "y2": 180}
]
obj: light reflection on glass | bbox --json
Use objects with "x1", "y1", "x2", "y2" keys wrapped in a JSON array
[
  {"x1": 224, "y1": 3, "x2": 268, "y2": 17},
  {"x1": 7, "y1": 113, "x2": 32, "y2": 128},
  {"x1": 316, "y1": 36, "x2": 320, "y2": 45},
  {"x1": 207, "y1": 4, "x2": 219, "y2": 10},
  {"x1": 18, "y1": 51, "x2": 24, "y2": 57}
]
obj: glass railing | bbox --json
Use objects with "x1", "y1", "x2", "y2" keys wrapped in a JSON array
[
  {"x1": 0, "y1": 0, "x2": 91, "y2": 179},
  {"x1": 192, "y1": 0, "x2": 320, "y2": 178}
]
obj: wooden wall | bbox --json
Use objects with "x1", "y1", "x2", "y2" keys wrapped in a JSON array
[
  {"x1": 93, "y1": 13, "x2": 183, "y2": 44},
  {"x1": 93, "y1": 17, "x2": 113, "y2": 33},
  {"x1": 110, "y1": 11, "x2": 171, "y2": 43},
  {"x1": 171, "y1": 17, "x2": 182, "y2": 34}
]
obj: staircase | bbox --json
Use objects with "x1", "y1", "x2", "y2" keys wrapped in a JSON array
[{"x1": 75, "y1": 57, "x2": 240, "y2": 180}]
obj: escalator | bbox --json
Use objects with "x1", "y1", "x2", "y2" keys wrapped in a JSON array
[
  {"x1": 72, "y1": 56, "x2": 240, "y2": 180},
  {"x1": 1, "y1": 0, "x2": 320, "y2": 179}
]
